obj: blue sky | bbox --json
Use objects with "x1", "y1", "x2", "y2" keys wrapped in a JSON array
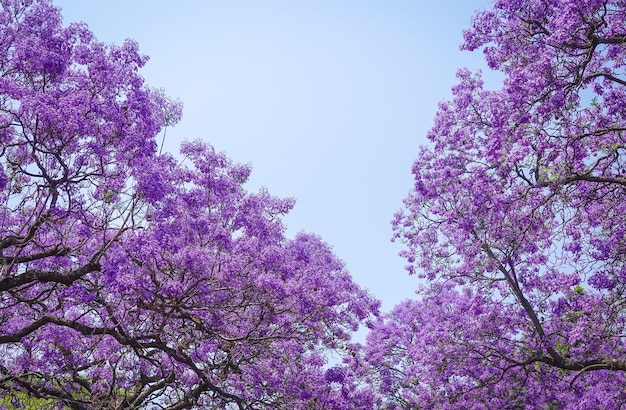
[{"x1": 55, "y1": 0, "x2": 495, "y2": 312}]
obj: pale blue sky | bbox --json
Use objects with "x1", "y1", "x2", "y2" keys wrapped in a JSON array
[{"x1": 55, "y1": 1, "x2": 495, "y2": 312}]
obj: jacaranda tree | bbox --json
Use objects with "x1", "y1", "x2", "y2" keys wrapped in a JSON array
[
  {"x1": 0, "y1": 1, "x2": 379, "y2": 408},
  {"x1": 366, "y1": 0, "x2": 626, "y2": 408}
]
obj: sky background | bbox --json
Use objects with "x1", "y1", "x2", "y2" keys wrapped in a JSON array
[{"x1": 55, "y1": 0, "x2": 497, "y2": 313}]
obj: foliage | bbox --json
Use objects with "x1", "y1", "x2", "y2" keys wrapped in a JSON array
[
  {"x1": 0, "y1": 0, "x2": 379, "y2": 408},
  {"x1": 366, "y1": 0, "x2": 626, "y2": 408},
  {"x1": 1, "y1": 391, "x2": 65, "y2": 410}
]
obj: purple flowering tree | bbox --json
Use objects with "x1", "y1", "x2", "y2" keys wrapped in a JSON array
[
  {"x1": 366, "y1": 0, "x2": 626, "y2": 408},
  {"x1": 0, "y1": 1, "x2": 379, "y2": 408}
]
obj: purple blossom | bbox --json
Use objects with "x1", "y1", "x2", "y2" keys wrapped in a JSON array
[
  {"x1": 299, "y1": 389, "x2": 313, "y2": 400},
  {"x1": 325, "y1": 366, "x2": 346, "y2": 384}
]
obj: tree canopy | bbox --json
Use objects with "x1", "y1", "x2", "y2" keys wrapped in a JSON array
[
  {"x1": 365, "y1": 0, "x2": 626, "y2": 408},
  {"x1": 4, "y1": 0, "x2": 626, "y2": 409},
  {"x1": 0, "y1": 1, "x2": 379, "y2": 408}
]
